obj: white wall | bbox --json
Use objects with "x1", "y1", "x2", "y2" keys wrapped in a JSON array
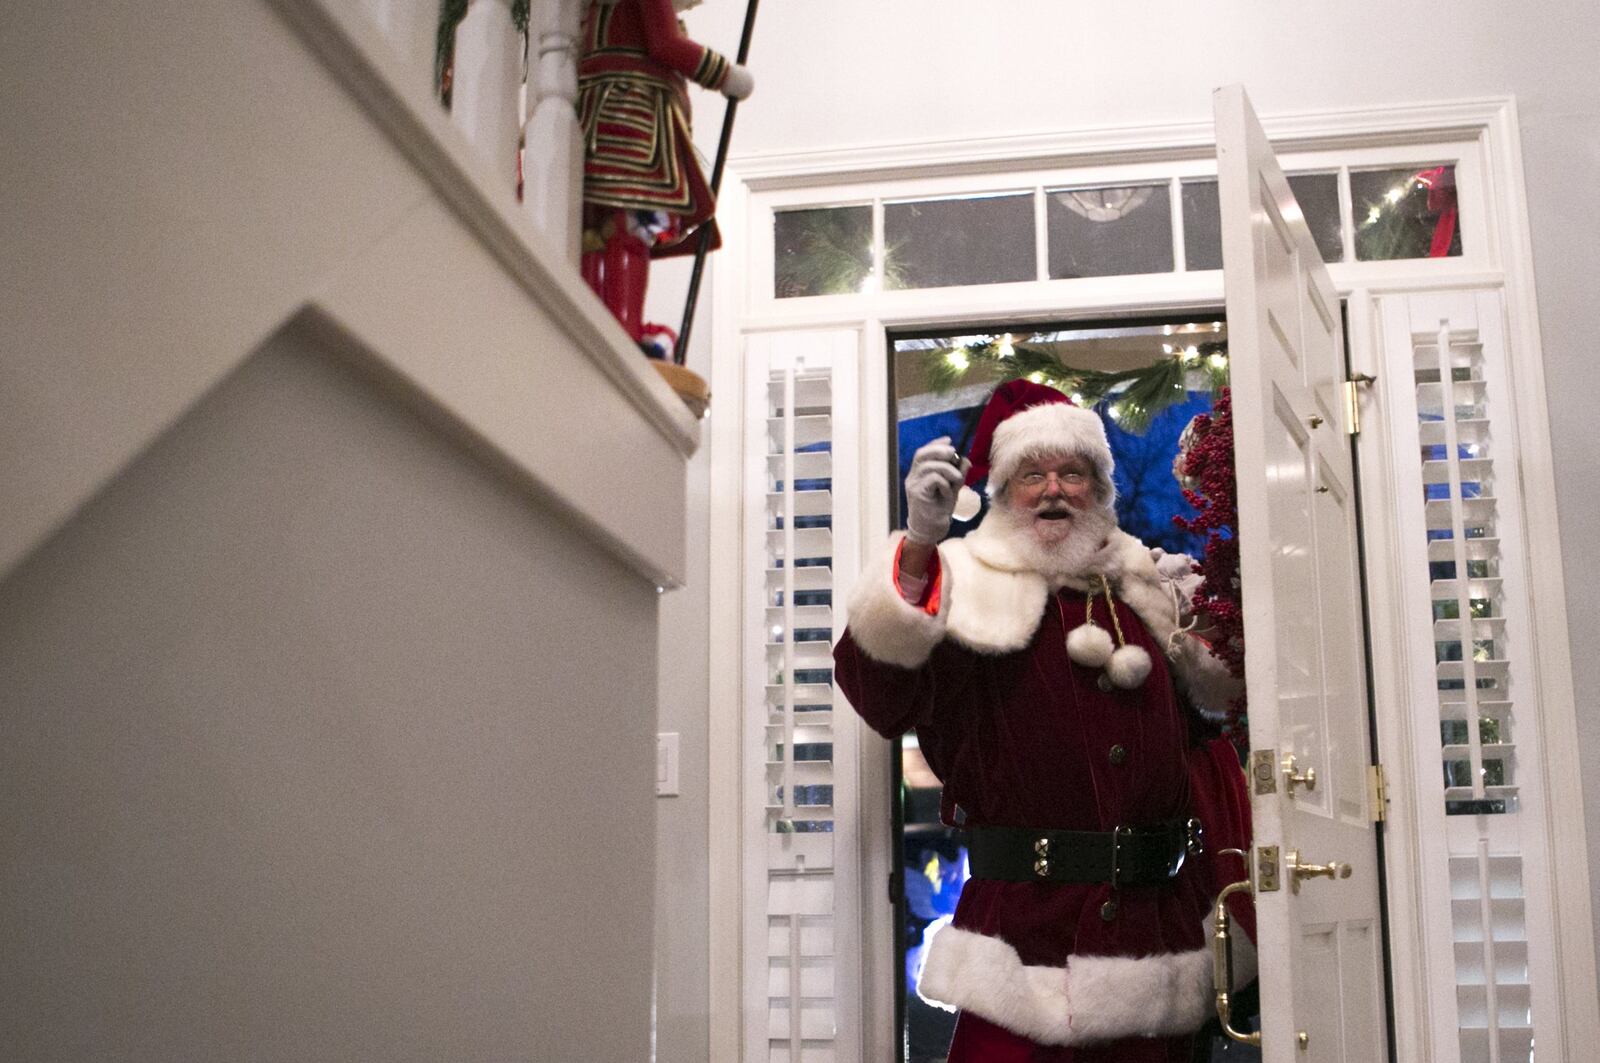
[{"x1": 664, "y1": 0, "x2": 1600, "y2": 1032}]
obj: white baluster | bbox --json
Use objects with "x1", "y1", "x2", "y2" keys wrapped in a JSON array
[
  {"x1": 523, "y1": 0, "x2": 585, "y2": 264},
  {"x1": 361, "y1": 0, "x2": 440, "y2": 95},
  {"x1": 450, "y1": 0, "x2": 524, "y2": 193}
]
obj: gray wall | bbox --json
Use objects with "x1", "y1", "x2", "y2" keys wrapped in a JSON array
[
  {"x1": 679, "y1": 0, "x2": 1600, "y2": 991},
  {"x1": 0, "y1": 323, "x2": 658, "y2": 1061},
  {"x1": 648, "y1": 269, "x2": 713, "y2": 1063},
  {"x1": 653, "y1": 445, "x2": 712, "y2": 1063}
]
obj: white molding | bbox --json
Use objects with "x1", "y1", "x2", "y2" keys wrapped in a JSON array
[
  {"x1": 853, "y1": 321, "x2": 896, "y2": 1063},
  {"x1": 266, "y1": 0, "x2": 701, "y2": 458},
  {"x1": 831, "y1": 333, "x2": 869, "y2": 1063},
  {"x1": 705, "y1": 176, "x2": 750, "y2": 1063},
  {"x1": 728, "y1": 269, "x2": 1518, "y2": 338},
  {"x1": 730, "y1": 97, "x2": 1518, "y2": 189},
  {"x1": 1482, "y1": 102, "x2": 1600, "y2": 1052},
  {"x1": 1349, "y1": 291, "x2": 1443, "y2": 1063}
]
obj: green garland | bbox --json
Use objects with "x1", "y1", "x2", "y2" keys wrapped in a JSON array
[
  {"x1": 925, "y1": 338, "x2": 1229, "y2": 433},
  {"x1": 437, "y1": 0, "x2": 531, "y2": 98}
]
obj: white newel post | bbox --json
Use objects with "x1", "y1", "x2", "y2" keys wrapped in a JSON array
[
  {"x1": 450, "y1": 0, "x2": 525, "y2": 194},
  {"x1": 523, "y1": 0, "x2": 585, "y2": 264},
  {"x1": 361, "y1": 0, "x2": 440, "y2": 94}
]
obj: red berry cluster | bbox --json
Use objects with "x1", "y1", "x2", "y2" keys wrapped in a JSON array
[{"x1": 1173, "y1": 387, "x2": 1248, "y2": 743}]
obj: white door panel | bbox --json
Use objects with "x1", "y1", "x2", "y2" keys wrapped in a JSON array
[{"x1": 1216, "y1": 83, "x2": 1388, "y2": 1062}]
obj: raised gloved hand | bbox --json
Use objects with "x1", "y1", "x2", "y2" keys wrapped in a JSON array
[
  {"x1": 903, "y1": 437, "x2": 968, "y2": 545},
  {"x1": 721, "y1": 64, "x2": 755, "y2": 100}
]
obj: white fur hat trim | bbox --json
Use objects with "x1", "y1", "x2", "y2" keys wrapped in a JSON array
[{"x1": 987, "y1": 402, "x2": 1115, "y2": 502}]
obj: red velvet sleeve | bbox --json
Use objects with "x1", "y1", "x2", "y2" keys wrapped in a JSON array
[
  {"x1": 833, "y1": 547, "x2": 946, "y2": 739},
  {"x1": 1186, "y1": 736, "x2": 1257, "y2": 943},
  {"x1": 635, "y1": 0, "x2": 732, "y2": 90},
  {"x1": 832, "y1": 628, "x2": 941, "y2": 740}
]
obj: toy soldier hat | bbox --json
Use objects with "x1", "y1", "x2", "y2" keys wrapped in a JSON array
[{"x1": 960, "y1": 379, "x2": 1116, "y2": 507}]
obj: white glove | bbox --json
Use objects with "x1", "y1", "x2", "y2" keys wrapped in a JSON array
[
  {"x1": 721, "y1": 64, "x2": 754, "y2": 100},
  {"x1": 903, "y1": 437, "x2": 967, "y2": 545}
]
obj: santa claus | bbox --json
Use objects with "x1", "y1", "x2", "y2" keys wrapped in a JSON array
[{"x1": 834, "y1": 380, "x2": 1255, "y2": 1061}]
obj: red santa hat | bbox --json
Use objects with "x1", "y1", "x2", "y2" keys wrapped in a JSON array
[{"x1": 953, "y1": 379, "x2": 1116, "y2": 520}]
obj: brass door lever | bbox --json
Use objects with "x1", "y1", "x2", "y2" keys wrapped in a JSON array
[
  {"x1": 1287, "y1": 849, "x2": 1352, "y2": 894},
  {"x1": 1281, "y1": 753, "x2": 1316, "y2": 795}
]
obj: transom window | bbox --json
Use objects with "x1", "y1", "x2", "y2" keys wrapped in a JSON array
[{"x1": 768, "y1": 153, "x2": 1473, "y2": 301}]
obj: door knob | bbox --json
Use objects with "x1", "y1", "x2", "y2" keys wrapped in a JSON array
[
  {"x1": 1281, "y1": 753, "x2": 1316, "y2": 795},
  {"x1": 1287, "y1": 849, "x2": 1352, "y2": 894}
]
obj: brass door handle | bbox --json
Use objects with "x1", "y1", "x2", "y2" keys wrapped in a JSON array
[
  {"x1": 1282, "y1": 753, "x2": 1316, "y2": 795},
  {"x1": 1287, "y1": 848, "x2": 1353, "y2": 894},
  {"x1": 1210, "y1": 850, "x2": 1261, "y2": 1047}
]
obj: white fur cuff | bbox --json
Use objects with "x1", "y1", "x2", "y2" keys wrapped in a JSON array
[
  {"x1": 917, "y1": 926, "x2": 1213, "y2": 1046},
  {"x1": 1168, "y1": 635, "x2": 1244, "y2": 721},
  {"x1": 843, "y1": 534, "x2": 949, "y2": 669}
]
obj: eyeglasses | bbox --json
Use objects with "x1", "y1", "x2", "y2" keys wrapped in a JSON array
[{"x1": 1015, "y1": 470, "x2": 1091, "y2": 489}]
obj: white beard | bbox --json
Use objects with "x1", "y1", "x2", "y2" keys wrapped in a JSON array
[{"x1": 983, "y1": 496, "x2": 1119, "y2": 582}]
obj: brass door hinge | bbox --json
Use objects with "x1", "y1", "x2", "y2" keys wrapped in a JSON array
[
  {"x1": 1368, "y1": 764, "x2": 1389, "y2": 822},
  {"x1": 1344, "y1": 374, "x2": 1375, "y2": 436}
]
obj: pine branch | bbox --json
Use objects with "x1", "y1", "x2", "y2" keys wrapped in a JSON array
[{"x1": 925, "y1": 339, "x2": 1228, "y2": 433}]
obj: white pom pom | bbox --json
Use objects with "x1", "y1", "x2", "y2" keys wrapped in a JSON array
[
  {"x1": 952, "y1": 484, "x2": 982, "y2": 522},
  {"x1": 1107, "y1": 644, "x2": 1152, "y2": 689},
  {"x1": 1066, "y1": 623, "x2": 1114, "y2": 668}
]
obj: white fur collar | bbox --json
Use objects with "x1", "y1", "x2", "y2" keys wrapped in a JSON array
[
  {"x1": 843, "y1": 526, "x2": 1243, "y2": 718},
  {"x1": 943, "y1": 519, "x2": 1174, "y2": 654}
]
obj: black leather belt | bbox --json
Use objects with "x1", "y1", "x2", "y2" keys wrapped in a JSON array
[{"x1": 966, "y1": 820, "x2": 1203, "y2": 887}]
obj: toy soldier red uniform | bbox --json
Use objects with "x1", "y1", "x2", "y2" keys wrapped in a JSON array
[{"x1": 577, "y1": 0, "x2": 752, "y2": 343}]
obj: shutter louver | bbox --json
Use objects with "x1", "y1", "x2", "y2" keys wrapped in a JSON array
[
  {"x1": 1384, "y1": 291, "x2": 1549, "y2": 1063},
  {"x1": 743, "y1": 333, "x2": 862, "y2": 1063}
]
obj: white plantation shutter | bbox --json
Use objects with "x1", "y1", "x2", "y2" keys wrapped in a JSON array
[
  {"x1": 1381, "y1": 291, "x2": 1556, "y2": 1063},
  {"x1": 742, "y1": 332, "x2": 863, "y2": 1063}
]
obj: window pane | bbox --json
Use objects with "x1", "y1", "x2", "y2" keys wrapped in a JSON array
[
  {"x1": 883, "y1": 194, "x2": 1035, "y2": 290},
  {"x1": 1353, "y1": 164, "x2": 1462, "y2": 261},
  {"x1": 774, "y1": 205, "x2": 873, "y2": 298},
  {"x1": 1286, "y1": 172, "x2": 1344, "y2": 263},
  {"x1": 1185, "y1": 175, "x2": 1343, "y2": 268},
  {"x1": 1181, "y1": 179, "x2": 1221, "y2": 272},
  {"x1": 1046, "y1": 184, "x2": 1172, "y2": 278}
]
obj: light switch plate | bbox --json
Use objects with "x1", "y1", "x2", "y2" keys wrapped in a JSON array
[{"x1": 657, "y1": 732, "x2": 680, "y2": 797}]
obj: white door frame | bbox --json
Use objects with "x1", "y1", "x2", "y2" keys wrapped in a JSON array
[{"x1": 703, "y1": 96, "x2": 1598, "y2": 1062}]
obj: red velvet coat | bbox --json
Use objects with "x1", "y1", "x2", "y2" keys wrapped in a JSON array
[{"x1": 834, "y1": 527, "x2": 1254, "y2": 1061}]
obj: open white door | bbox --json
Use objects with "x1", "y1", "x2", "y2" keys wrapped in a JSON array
[{"x1": 1215, "y1": 84, "x2": 1389, "y2": 1061}]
